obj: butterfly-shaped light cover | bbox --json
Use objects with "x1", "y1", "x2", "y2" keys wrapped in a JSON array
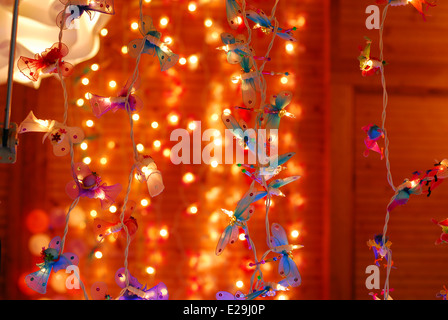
[
  {"x1": 268, "y1": 223, "x2": 303, "y2": 287},
  {"x1": 88, "y1": 77, "x2": 143, "y2": 118},
  {"x1": 17, "y1": 42, "x2": 74, "y2": 82},
  {"x1": 94, "y1": 200, "x2": 138, "y2": 242},
  {"x1": 431, "y1": 218, "x2": 448, "y2": 245},
  {"x1": 239, "y1": 55, "x2": 260, "y2": 109},
  {"x1": 215, "y1": 185, "x2": 257, "y2": 255},
  {"x1": 420, "y1": 159, "x2": 448, "y2": 196},
  {"x1": 253, "y1": 175, "x2": 301, "y2": 202},
  {"x1": 225, "y1": 0, "x2": 242, "y2": 29},
  {"x1": 216, "y1": 290, "x2": 246, "y2": 300},
  {"x1": 376, "y1": 0, "x2": 436, "y2": 20},
  {"x1": 387, "y1": 172, "x2": 422, "y2": 212},
  {"x1": 221, "y1": 112, "x2": 257, "y2": 156},
  {"x1": 262, "y1": 91, "x2": 294, "y2": 132},
  {"x1": 135, "y1": 155, "x2": 165, "y2": 197},
  {"x1": 240, "y1": 152, "x2": 296, "y2": 184},
  {"x1": 91, "y1": 282, "x2": 113, "y2": 300},
  {"x1": 366, "y1": 234, "x2": 392, "y2": 267},
  {"x1": 18, "y1": 111, "x2": 84, "y2": 156},
  {"x1": 57, "y1": 0, "x2": 115, "y2": 30},
  {"x1": 219, "y1": 33, "x2": 250, "y2": 64},
  {"x1": 436, "y1": 285, "x2": 448, "y2": 300},
  {"x1": 127, "y1": 16, "x2": 179, "y2": 71},
  {"x1": 66, "y1": 162, "x2": 122, "y2": 210},
  {"x1": 115, "y1": 267, "x2": 169, "y2": 300},
  {"x1": 358, "y1": 37, "x2": 384, "y2": 77},
  {"x1": 25, "y1": 236, "x2": 79, "y2": 294},
  {"x1": 245, "y1": 7, "x2": 297, "y2": 42},
  {"x1": 362, "y1": 124, "x2": 384, "y2": 159}
]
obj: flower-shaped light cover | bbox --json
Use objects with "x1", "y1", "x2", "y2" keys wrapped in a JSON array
[
  {"x1": 215, "y1": 185, "x2": 257, "y2": 255},
  {"x1": 376, "y1": 0, "x2": 436, "y2": 20},
  {"x1": 387, "y1": 171, "x2": 423, "y2": 212},
  {"x1": 25, "y1": 236, "x2": 79, "y2": 294},
  {"x1": 219, "y1": 32, "x2": 250, "y2": 64},
  {"x1": 358, "y1": 37, "x2": 385, "y2": 77},
  {"x1": 225, "y1": 0, "x2": 242, "y2": 29},
  {"x1": 17, "y1": 42, "x2": 74, "y2": 82},
  {"x1": 88, "y1": 76, "x2": 143, "y2": 118},
  {"x1": 115, "y1": 267, "x2": 169, "y2": 300},
  {"x1": 216, "y1": 290, "x2": 246, "y2": 300},
  {"x1": 245, "y1": 7, "x2": 297, "y2": 42},
  {"x1": 268, "y1": 223, "x2": 303, "y2": 287},
  {"x1": 367, "y1": 234, "x2": 393, "y2": 267},
  {"x1": 94, "y1": 200, "x2": 138, "y2": 242},
  {"x1": 362, "y1": 124, "x2": 384, "y2": 159},
  {"x1": 135, "y1": 155, "x2": 165, "y2": 197},
  {"x1": 56, "y1": 0, "x2": 115, "y2": 30},
  {"x1": 18, "y1": 111, "x2": 84, "y2": 156},
  {"x1": 127, "y1": 16, "x2": 179, "y2": 72},
  {"x1": 431, "y1": 218, "x2": 448, "y2": 245},
  {"x1": 66, "y1": 162, "x2": 122, "y2": 210},
  {"x1": 91, "y1": 282, "x2": 112, "y2": 300}
]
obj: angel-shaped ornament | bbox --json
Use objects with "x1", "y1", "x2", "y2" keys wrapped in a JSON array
[
  {"x1": 245, "y1": 7, "x2": 297, "y2": 42},
  {"x1": 267, "y1": 223, "x2": 303, "y2": 287},
  {"x1": 218, "y1": 33, "x2": 250, "y2": 64},
  {"x1": 25, "y1": 236, "x2": 79, "y2": 294},
  {"x1": 376, "y1": 0, "x2": 435, "y2": 20},
  {"x1": 88, "y1": 77, "x2": 143, "y2": 118},
  {"x1": 115, "y1": 267, "x2": 168, "y2": 300},
  {"x1": 362, "y1": 124, "x2": 384, "y2": 159},
  {"x1": 135, "y1": 155, "x2": 164, "y2": 197},
  {"x1": 91, "y1": 282, "x2": 112, "y2": 300},
  {"x1": 17, "y1": 42, "x2": 74, "y2": 82},
  {"x1": 18, "y1": 111, "x2": 84, "y2": 156},
  {"x1": 66, "y1": 162, "x2": 122, "y2": 210},
  {"x1": 358, "y1": 37, "x2": 385, "y2": 77},
  {"x1": 128, "y1": 16, "x2": 179, "y2": 71},
  {"x1": 57, "y1": 0, "x2": 115, "y2": 30},
  {"x1": 215, "y1": 185, "x2": 258, "y2": 255},
  {"x1": 94, "y1": 200, "x2": 138, "y2": 242}
]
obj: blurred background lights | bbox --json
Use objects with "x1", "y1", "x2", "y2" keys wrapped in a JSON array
[
  {"x1": 188, "y1": 2, "x2": 197, "y2": 12},
  {"x1": 76, "y1": 98, "x2": 84, "y2": 107},
  {"x1": 141, "y1": 198, "x2": 149, "y2": 207},
  {"x1": 137, "y1": 143, "x2": 144, "y2": 152},
  {"x1": 86, "y1": 120, "x2": 94, "y2": 127},
  {"x1": 160, "y1": 17, "x2": 169, "y2": 27},
  {"x1": 204, "y1": 19, "x2": 213, "y2": 27},
  {"x1": 109, "y1": 205, "x2": 117, "y2": 213},
  {"x1": 100, "y1": 28, "x2": 108, "y2": 36},
  {"x1": 160, "y1": 228, "x2": 168, "y2": 238},
  {"x1": 109, "y1": 80, "x2": 117, "y2": 88},
  {"x1": 131, "y1": 21, "x2": 139, "y2": 30},
  {"x1": 80, "y1": 142, "x2": 88, "y2": 150},
  {"x1": 179, "y1": 57, "x2": 187, "y2": 65},
  {"x1": 81, "y1": 78, "x2": 89, "y2": 86},
  {"x1": 151, "y1": 121, "x2": 159, "y2": 129},
  {"x1": 236, "y1": 280, "x2": 244, "y2": 288},
  {"x1": 91, "y1": 63, "x2": 99, "y2": 71},
  {"x1": 183, "y1": 172, "x2": 195, "y2": 183},
  {"x1": 146, "y1": 266, "x2": 155, "y2": 275},
  {"x1": 82, "y1": 157, "x2": 91, "y2": 165},
  {"x1": 94, "y1": 251, "x2": 103, "y2": 259}
]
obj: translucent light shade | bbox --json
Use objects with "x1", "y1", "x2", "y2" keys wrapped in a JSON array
[{"x1": 136, "y1": 155, "x2": 165, "y2": 197}]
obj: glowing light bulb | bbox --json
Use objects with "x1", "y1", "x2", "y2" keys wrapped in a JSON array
[
  {"x1": 109, "y1": 80, "x2": 117, "y2": 88},
  {"x1": 108, "y1": 141, "x2": 116, "y2": 149},
  {"x1": 76, "y1": 98, "x2": 84, "y2": 107},
  {"x1": 80, "y1": 142, "x2": 88, "y2": 150},
  {"x1": 100, "y1": 28, "x2": 108, "y2": 36},
  {"x1": 91, "y1": 64, "x2": 99, "y2": 71},
  {"x1": 160, "y1": 228, "x2": 168, "y2": 238},
  {"x1": 236, "y1": 281, "x2": 244, "y2": 288},
  {"x1": 188, "y1": 2, "x2": 197, "y2": 12},
  {"x1": 144, "y1": 0, "x2": 152, "y2": 3},
  {"x1": 281, "y1": 76, "x2": 288, "y2": 84},
  {"x1": 131, "y1": 22, "x2": 139, "y2": 30},
  {"x1": 236, "y1": 16, "x2": 242, "y2": 25},
  {"x1": 183, "y1": 172, "x2": 195, "y2": 183},
  {"x1": 121, "y1": 46, "x2": 128, "y2": 54},
  {"x1": 94, "y1": 251, "x2": 103, "y2": 259},
  {"x1": 85, "y1": 92, "x2": 90, "y2": 99},
  {"x1": 146, "y1": 266, "x2": 155, "y2": 274},
  {"x1": 141, "y1": 198, "x2": 149, "y2": 207},
  {"x1": 90, "y1": 210, "x2": 97, "y2": 218},
  {"x1": 239, "y1": 233, "x2": 246, "y2": 241},
  {"x1": 83, "y1": 157, "x2": 91, "y2": 164},
  {"x1": 179, "y1": 57, "x2": 187, "y2": 65},
  {"x1": 132, "y1": 114, "x2": 140, "y2": 121},
  {"x1": 204, "y1": 19, "x2": 213, "y2": 27},
  {"x1": 151, "y1": 121, "x2": 159, "y2": 129},
  {"x1": 211, "y1": 113, "x2": 219, "y2": 121},
  {"x1": 86, "y1": 120, "x2": 94, "y2": 127},
  {"x1": 188, "y1": 121, "x2": 197, "y2": 130},
  {"x1": 100, "y1": 157, "x2": 108, "y2": 165},
  {"x1": 188, "y1": 55, "x2": 198, "y2": 64},
  {"x1": 163, "y1": 148, "x2": 170, "y2": 157},
  {"x1": 291, "y1": 230, "x2": 299, "y2": 238},
  {"x1": 153, "y1": 140, "x2": 161, "y2": 148},
  {"x1": 223, "y1": 108, "x2": 231, "y2": 115},
  {"x1": 169, "y1": 114, "x2": 179, "y2": 124},
  {"x1": 285, "y1": 43, "x2": 294, "y2": 52},
  {"x1": 160, "y1": 17, "x2": 169, "y2": 27},
  {"x1": 109, "y1": 205, "x2": 117, "y2": 213},
  {"x1": 81, "y1": 78, "x2": 89, "y2": 85},
  {"x1": 211, "y1": 160, "x2": 219, "y2": 167},
  {"x1": 164, "y1": 36, "x2": 173, "y2": 45},
  {"x1": 188, "y1": 205, "x2": 198, "y2": 214},
  {"x1": 137, "y1": 144, "x2": 144, "y2": 152}
]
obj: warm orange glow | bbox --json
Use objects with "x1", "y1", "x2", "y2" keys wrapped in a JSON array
[{"x1": 183, "y1": 172, "x2": 195, "y2": 183}]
